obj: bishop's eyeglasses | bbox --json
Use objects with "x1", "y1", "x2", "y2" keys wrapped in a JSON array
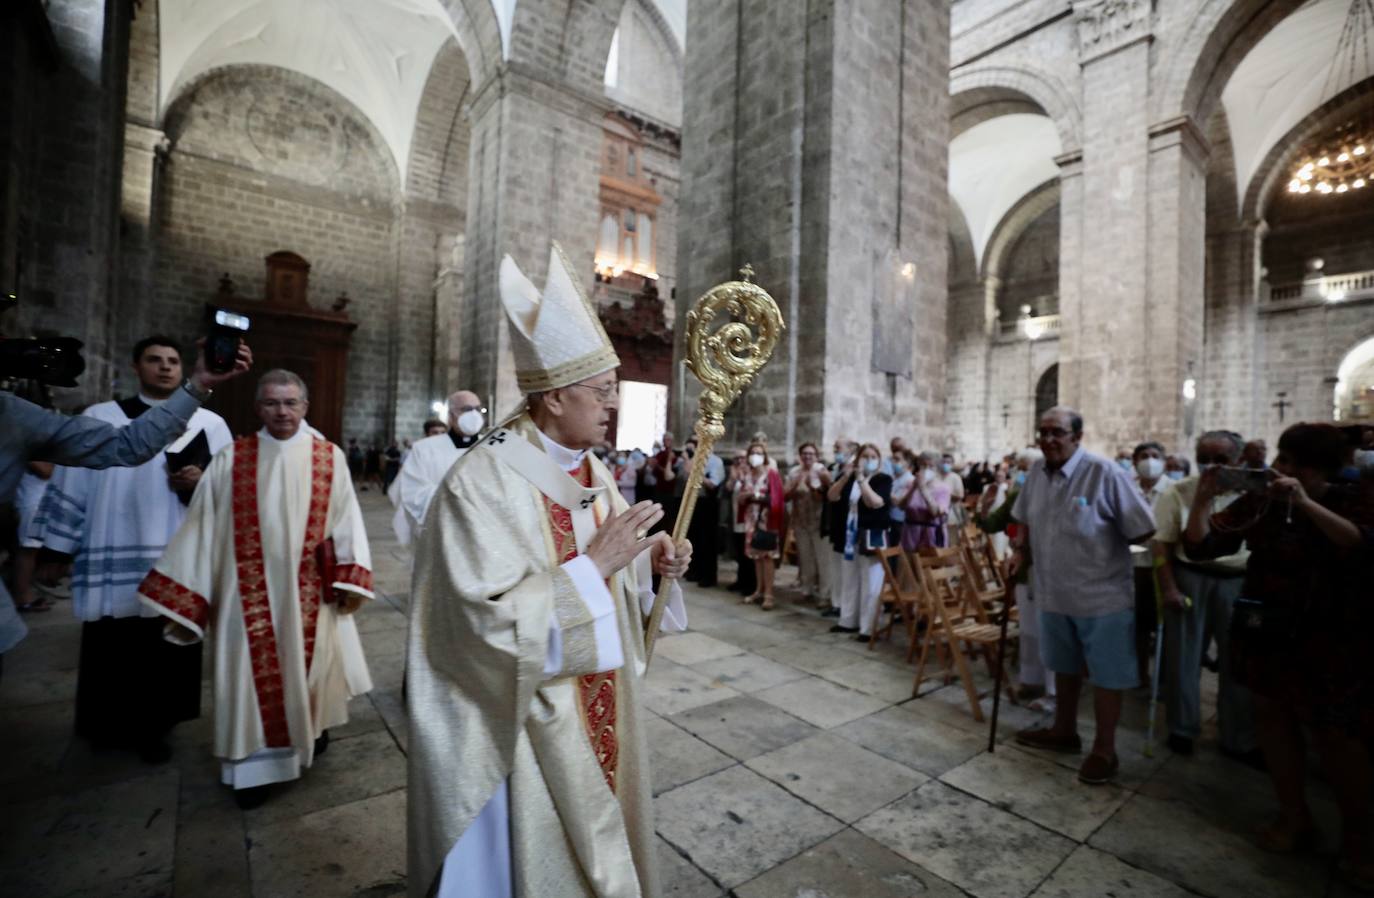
[{"x1": 567, "y1": 382, "x2": 620, "y2": 405}]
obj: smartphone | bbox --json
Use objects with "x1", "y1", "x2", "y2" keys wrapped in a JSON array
[
  {"x1": 1215, "y1": 466, "x2": 1272, "y2": 495},
  {"x1": 206, "y1": 309, "x2": 250, "y2": 373}
]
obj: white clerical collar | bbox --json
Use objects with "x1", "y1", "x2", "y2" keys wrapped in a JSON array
[
  {"x1": 138, "y1": 392, "x2": 171, "y2": 408},
  {"x1": 536, "y1": 428, "x2": 588, "y2": 473},
  {"x1": 258, "y1": 422, "x2": 312, "y2": 446}
]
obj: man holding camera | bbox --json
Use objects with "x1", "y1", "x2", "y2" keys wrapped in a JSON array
[
  {"x1": 28, "y1": 336, "x2": 234, "y2": 761},
  {"x1": 1151, "y1": 430, "x2": 1258, "y2": 761}
]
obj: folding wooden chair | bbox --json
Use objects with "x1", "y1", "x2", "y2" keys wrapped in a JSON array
[
  {"x1": 911, "y1": 551, "x2": 1017, "y2": 722},
  {"x1": 867, "y1": 547, "x2": 921, "y2": 651}
]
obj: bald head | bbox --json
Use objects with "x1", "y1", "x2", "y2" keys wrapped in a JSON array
[{"x1": 447, "y1": 390, "x2": 481, "y2": 428}]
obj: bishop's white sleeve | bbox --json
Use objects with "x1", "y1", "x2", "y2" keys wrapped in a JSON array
[{"x1": 543, "y1": 555, "x2": 623, "y2": 676}]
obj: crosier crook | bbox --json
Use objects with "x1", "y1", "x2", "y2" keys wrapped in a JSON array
[{"x1": 643, "y1": 264, "x2": 784, "y2": 664}]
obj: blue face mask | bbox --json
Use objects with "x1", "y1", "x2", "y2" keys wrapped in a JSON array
[
  {"x1": 863, "y1": 459, "x2": 879, "y2": 475},
  {"x1": 1117, "y1": 458, "x2": 1133, "y2": 471},
  {"x1": 834, "y1": 452, "x2": 846, "y2": 465},
  {"x1": 1167, "y1": 470, "x2": 1185, "y2": 481},
  {"x1": 1014, "y1": 471, "x2": 1027, "y2": 487},
  {"x1": 893, "y1": 462, "x2": 906, "y2": 475},
  {"x1": 940, "y1": 463, "x2": 952, "y2": 474}
]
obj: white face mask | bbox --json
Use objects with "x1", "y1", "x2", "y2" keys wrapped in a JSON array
[
  {"x1": 921, "y1": 468, "x2": 936, "y2": 485},
  {"x1": 863, "y1": 459, "x2": 879, "y2": 474},
  {"x1": 456, "y1": 409, "x2": 484, "y2": 436},
  {"x1": 749, "y1": 453, "x2": 765, "y2": 469},
  {"x1": 1136, "y1": 457, "x2": 1164, "y2": 480}
]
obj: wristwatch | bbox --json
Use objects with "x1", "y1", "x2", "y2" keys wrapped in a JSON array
[{"x1": 182, "y1": 379, "x2": 213, "y2": 402}]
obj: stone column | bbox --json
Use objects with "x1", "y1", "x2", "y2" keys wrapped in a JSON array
[
  {"x1": 457, "y1": 65, "x2": 611, "y2": 416},
  {"x1": 675, "y1": 0, "x2": 950, "y2": 451},
  {"x1": 1202, "y1": 221, "x2": 1263, "y2": 437}
]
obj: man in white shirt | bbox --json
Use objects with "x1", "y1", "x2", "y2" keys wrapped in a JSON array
[
  {"x1": 33, "y1": 336, "x2": 232, "y2": 762},
  {"x1": 389, "y1": 388, "x2": 485, "y2": 545}
]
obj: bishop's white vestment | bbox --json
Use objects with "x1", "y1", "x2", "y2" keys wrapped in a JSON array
[
  {"x1": 407, "y1": 414, "x2": 687, "y2": 898},
  {"x1": 138, "y1": 424, "x2": 374, "y2": 787}
]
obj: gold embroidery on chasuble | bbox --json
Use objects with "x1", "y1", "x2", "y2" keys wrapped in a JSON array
[{"x1": 545, "y1": 463, "x2": 619, "y2": 793}]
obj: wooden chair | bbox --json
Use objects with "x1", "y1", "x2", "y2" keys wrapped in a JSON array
[
  {"x1": 867, "y1": 547, "x2": 922, "y2": 651},
  {"x1": 911, "y1": 551, "x2": 1017, "y2": 722},
  {"x1": 961, "y1": 534, "x2": 1007, "y2": 618}
]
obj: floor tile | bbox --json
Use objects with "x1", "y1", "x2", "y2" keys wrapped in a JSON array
[
  {"x1": 1088, "y1": 792, "x2": 1330, "y2": 898},
  {"x1": 646, "y1": 717, "x2": 736, "y2": 795},
  {"x1": 669, "y1": 695, "x2": 819, "y2": 760},
  {"x1": 757, "y1": 640, "x2": 866, "y2": 675},
  {"x1": 654, "y1": 631, "x2": 748, "y2": 665},
  {"x1": 242, "y1": 729, "x2": 406, "y2": 828},
  {"x1": 856, "y1": 780, "x2": 1075, "y2": 898},
  {"x1": 734, "y1": 828, "x2": 966, "y2": 898},
  {"x1": 835, "y1": 704, "x2": 986, "y2": 778},
  {"x1": 247, "y1": 789, "x2": 407, "y2": 897},
  {"x1": 657, "y1": 835, "x2": 724, "y2": 897},
  {"x1": 745, "y1": 732, "x2": 926, "y2": 822},
  {"x1": 654, "y1": 765, "x2": 844, "y2": 889},
  {"x1": 689, "y1": 651, "x2": 808, "y2": 693},
  {"x1": 753, "y1": 676, "x2": 890, "y2": 729},
  {"x1": 643, "y1": 658, "x2": 742, "y2": 716},
  {"x1": 940, "y1": 747, "x2": 1129, "y2": 841},
  {"x1": 1029, "y1": 845, "x2": 1195, "y2": 897},
  {"x1": 821, "y1": 658, "x2": 922, "y2": 703}
]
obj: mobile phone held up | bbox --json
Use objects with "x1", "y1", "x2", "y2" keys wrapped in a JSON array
[
  {"x1": 206, "y1": 308, "x2": 250, "y2": 374},
  {"x1": 1215, "y1": 466, "x2": 1273, "y2": 495}
]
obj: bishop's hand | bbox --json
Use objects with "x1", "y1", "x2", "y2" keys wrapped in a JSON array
[
  {"x1": 586, "y1": 501, "x2": 665, "y2": 580},
  {"x1": 652, "y1": 538, "x2": 692, "y2": 580}
]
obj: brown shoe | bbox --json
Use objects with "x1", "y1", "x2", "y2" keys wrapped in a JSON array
[
  {"x1": 1014, "y1": 727, "x2": 1082, "y2": 754},
  {"x1": 1077, "y1": 752, "x2": 1120, "y2": 785}
]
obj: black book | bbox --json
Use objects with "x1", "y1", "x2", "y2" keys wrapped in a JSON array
[{"x1": 166, "y1": 430, "x2": 212, "y2": 506}]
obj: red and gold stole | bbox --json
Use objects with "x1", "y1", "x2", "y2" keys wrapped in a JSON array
[
  {"x1": 230, "y1": 435, "x2": 334, "y2": 749},
  {"x1": 545, "y1": 461, "x2": 619, "y2": 794}
]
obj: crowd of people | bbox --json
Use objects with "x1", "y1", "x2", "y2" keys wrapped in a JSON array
[{"x1": 4, "y1": 285, "x2": 1374, "y2": 891}]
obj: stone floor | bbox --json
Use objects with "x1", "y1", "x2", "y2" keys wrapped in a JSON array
[{"x1": 0, "y1": 491, "x2": 1356, "y2": 897}]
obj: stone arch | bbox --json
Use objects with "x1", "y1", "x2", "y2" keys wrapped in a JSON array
[
  {"x1": 1035, "y1": 363, "x2": 1060, "y2": 420},
  {"x1": 405, "y1": 38, "x2": 473, "y2": 206},
  {"x1": 437, "y1": 0, "x2": 506, "y2": 87},
  {"x1": 1153, "y1": 0, "x2": 1307, "y2": 127},
  {"x1": 950, "y1": 62, "x2": 1082, "y2": 152},
  {"x1": 982, "y1": 179, "x2": 1060, "y2": 283},
  {"x1": 1336, "y1": 334, "x2": 1374, "y2": 422},
  {"x1": 948, "y1": 201, "x2": 978, "y2": 288},
  {"x1": 162, "y1": 64, "x2": 402, "y2": 204},
  {"x1": 1240, "y1": 77, "x2": 1374, "y2": 223},
  {"x1": 509, "y1": 0, "x2": 627, "y2": 94}
]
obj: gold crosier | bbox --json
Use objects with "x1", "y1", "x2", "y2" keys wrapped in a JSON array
[{"x1": 643, "y1": 264, "x2": 783, "y2": 663}]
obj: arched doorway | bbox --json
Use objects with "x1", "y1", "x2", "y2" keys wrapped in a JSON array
[
  {"x1": 1336, "y1": 336, "x2": 1374, "y2": 422},
  {"x1": 1035, "y1": 363, "x2": 1059, "y2": 420}
]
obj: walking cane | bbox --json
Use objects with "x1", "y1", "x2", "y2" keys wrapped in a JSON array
[
  {"x1": 1145, "y1": 555, "x2": 1189, "y2": 757},
  {"x1": 987, "y1": 572, "x2": 1015, "y2": 753}
]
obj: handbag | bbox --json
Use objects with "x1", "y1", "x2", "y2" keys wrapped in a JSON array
[{"x1": 750, "y1": 529, "x2": 779, "y2": 552}]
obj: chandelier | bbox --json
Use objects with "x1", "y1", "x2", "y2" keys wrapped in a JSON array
[{"x1": 1287, "y1": 0, "x2": 1374, "y2": 197}]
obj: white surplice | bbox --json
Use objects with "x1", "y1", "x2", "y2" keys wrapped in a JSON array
[
  {"x1": 138, "y1": 423, "x2": 374, "y2": 788},
  {"x1": 389, "y1": 432, "x2": 467, "y2": 545},
  {"x1": 33, "y1": 397, "x2": 232, "y2": 621}
]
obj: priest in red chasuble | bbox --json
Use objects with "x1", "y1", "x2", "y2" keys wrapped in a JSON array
[
  {"x1": 138, "y1": 369, "x2": 374, "y2": 806},
  {"x1": 407, "y1": 244, "x2": 690, "y2": 898}
]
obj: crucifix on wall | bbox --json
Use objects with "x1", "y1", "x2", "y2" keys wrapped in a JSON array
[
  {"x1": 1273, "y1": 391, "x2": 1290, "y2": 423},
  {"x1": 1001, "y1": 404, "x2": 1010, "y2": 428}
]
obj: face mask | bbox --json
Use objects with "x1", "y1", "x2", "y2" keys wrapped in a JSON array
[
  {"x1": 749, "y1": 453, "x2": 765, "y2": 468},
  {"x1": 940, "y1": 462, "x2": 952, "y2": 474},
  {"x1": 1355, "y1": 449, "x2": 1374, "y2": 472},
  {"x1": 456, "y1": 409, "x2": 484, "y2": 436},
  {"x1": 615, "y1": 455, "x2": 626, "y2": 466},
  {"x1": 1117, "y1": 458, "x2": 1133, "y2": 471},
  {"x1": 834, "y1": 452, "x2": 846, "y2": 465},
  {"x1": 1014, "y1": 471, "x2": 1027, "y2": 486},
  {"x1": 863, "y1": 459, "x2": 879, "y2": 475},
  {"x1": 630, "y1": 450, "x2": 645, "y2": 464},
  {"x1": 1167, "y1": 470, "x2": 1185, "y2": 481},
  {"x1": 921, "y1": 468, "x2": 936, "y2": 485},
  {"x1": 1136, "y1": 457, "x2": 1164, "y2": 480},
  {"x1": 892, "y1": 462, "x2": 906, "y2": 475}
]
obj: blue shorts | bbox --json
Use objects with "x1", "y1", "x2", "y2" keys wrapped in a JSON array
[{"x1": 1040, "y1": 610, "x2": 1139, "y2": 690}]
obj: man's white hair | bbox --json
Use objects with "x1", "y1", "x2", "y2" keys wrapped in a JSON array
[{"x1": 255, "y1": 369, "x2": 309, "y2": 402}]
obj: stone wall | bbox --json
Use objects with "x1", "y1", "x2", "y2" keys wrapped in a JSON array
[
  {"x1": 607, "y1": 0, "x2": 683, "y2": 128},
  {"x1": 1000, "y1": 205, "x2": 1059, "y2": 320},
  {"x1": 150, "y1": 67, "x2": 403, "y2": 442}
]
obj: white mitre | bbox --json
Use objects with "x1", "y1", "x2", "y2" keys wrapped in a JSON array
[{"x1": 499, "y1": 243, "x2": 621, "y2": 393}]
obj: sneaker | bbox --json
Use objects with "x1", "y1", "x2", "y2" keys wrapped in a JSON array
[
  {"x1": 855, "y1": 634, "x2": 872, "y2": 644},
  {"x1": 1078, "y1": 752, "x2": 1120, "y2": 785},
  {"x1": 1014, "y1": 726, "x2": 1083, "y2": 754}
]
